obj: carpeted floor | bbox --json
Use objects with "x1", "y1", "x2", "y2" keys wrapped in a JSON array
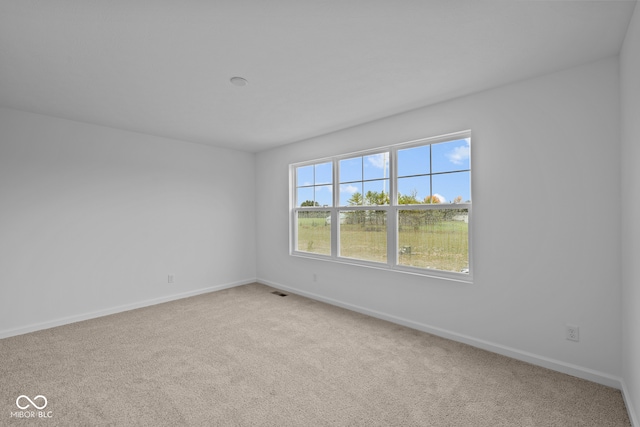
[{"x1": 0, "y1": 283, "x2": 631, "y2": 426}]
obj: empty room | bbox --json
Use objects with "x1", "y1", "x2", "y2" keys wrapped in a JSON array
[{"x1": 1, "y1": 1, "x2": 639, "y2": 426}]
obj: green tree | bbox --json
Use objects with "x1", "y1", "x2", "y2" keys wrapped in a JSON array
[
  {"x1": 365, "y1": 190, "x2": 389, "y2": 206},
  {"x1": 398, "y1": 189, "x2": 420, "y2": 205},
  {"x1": 363, "y1": 191, "x2": 388, "y2": 226},
  {"x1": 347, "y1": 192, "x2": 363, "y2": 206},
  {"x1": 346, "y1": 192, "x2": 364, "y2": 225},
  {"x1": 301, "y1": 200, "x2": 319, "y2": 207},
  {"x1": 398, "y1": 190, "x2": 421, "y2": 230}
]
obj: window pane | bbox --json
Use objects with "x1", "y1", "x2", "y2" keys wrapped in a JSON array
[
  {"x1": 297, "y1": 211, "x2": 331, "y2": 255},
  {"x1": 315, "y1": 185, "x2": 333, "y2": 207},
  {"x1": 315, "y1": 162, "x2": 333, "y2": 185},
  {"x1": 432, "y1": 171, "x2": 470, "y2": 204},
  {"x1": 398, "y1": 145, "x2": 430, "y2": 177},
  {"x1": 363, "y1": 152, "x2": 389, "y2": 180},
  {"x1": 297, "y1": 187, "x2": 314, "y2": 207},
  {"x1": 363, "y1": 180, "x2": 389, "y2": 205},
  {"x1": 339, "y1": 157, "x2": 362, "y2": 183},
  {"x1": 398, "y1": 209, "x2": 469, "y2": 273},
  {"x1": 339, "y1": 210, "x2": 387, "y2": 263},
  {"x1": 398, "y1": 176, "x2": 430, "y2": 204},
  {"x1": 340, "y1": 183, "x2": 363, "y2": 206},
  {"x1": 432, "y1": 139, "x2": 470, "y2": 173},
  {"x1": 297, "y1": 165, "x2": 314, "y2": 186}
]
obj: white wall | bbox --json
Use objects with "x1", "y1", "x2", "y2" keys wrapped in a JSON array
[
  {"x1": 621, "y1": 2, "x2": 640, "y2": 424},
  {"x1": 0, "y1": 108, "x2": 256, "y2": 337},
  {"x1": 256, "y1": 57, "x2": 623, "y2": 386}
]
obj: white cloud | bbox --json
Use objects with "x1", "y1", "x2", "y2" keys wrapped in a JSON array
[
  {"x1": 433, "y1": 193, "x2": 446, "y2": 203},
  {"x1": 341, "y1": 184, "x2": 359, "y2": 194},
  {"x1": 446, "y1": 140, "x2": 470, "y2": 165},
  {"x1": 367, "y1": 153, "x2": 389, "y2": 169}
]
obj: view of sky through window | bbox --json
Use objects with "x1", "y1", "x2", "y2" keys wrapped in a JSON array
[
  {"x1": 296, "y1": 162, "x2": 333, "y2": 207},
  {"x1": 297, "y1": 137, "x2": 470, "y2": 207},
  {"x1": 397, "y1": 138, "x2": 470, "y2": 203},
  {"x1": 339, "y1": 153, "x2": 389, "y2": 205}
]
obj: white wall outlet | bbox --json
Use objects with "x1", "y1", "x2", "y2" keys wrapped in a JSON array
[
  {"x1": 168, "y1": 274, "x2": 174, "y2": 284},
  {"x1": 566, "y1": 325, "x2": 579, "y2": 342},
  {"x1": 313, "y1": 273, "x2": 318, "y2": 282}
]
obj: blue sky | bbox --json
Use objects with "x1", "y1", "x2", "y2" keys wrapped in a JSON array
[
  {"x1": 297, "y1": 138, "x2": 470, "y2": 206},
  {"x1": 397, "y1": 138, "x2": 471, "y2": 203},
  {"x1": 297, "y1": 162, "x2": 333, "y2": 206}
]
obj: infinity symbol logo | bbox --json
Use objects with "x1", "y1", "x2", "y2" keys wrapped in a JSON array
[{"x1": 16, "y1": 395, "x2": 47, "y2": 410}]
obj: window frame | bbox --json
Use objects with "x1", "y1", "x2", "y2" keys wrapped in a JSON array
[{"x1": 290, "y1": 130, "x2": 472, "y2": 283}]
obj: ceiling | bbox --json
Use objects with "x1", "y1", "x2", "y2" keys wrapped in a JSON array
[{"x1": 0, "y1": 1, "x2": 636, "y2": 152}]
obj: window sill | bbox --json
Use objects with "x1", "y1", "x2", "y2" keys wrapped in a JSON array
[{"x1": 290, "y1": 251, "x2": 473, "y2": 284}]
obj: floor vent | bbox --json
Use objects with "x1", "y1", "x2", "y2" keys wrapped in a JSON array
[{"x1": 271, "y1": 291, "x2": 288, "y2": 297}]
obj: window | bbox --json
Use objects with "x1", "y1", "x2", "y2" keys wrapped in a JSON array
[{"x1": 291, "y1": 131, "x2": 472, "y2": 282}]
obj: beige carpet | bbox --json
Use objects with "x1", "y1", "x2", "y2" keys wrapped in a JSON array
[{"x1": 0, "y1": 283, "x2": 631, "y2": 426}]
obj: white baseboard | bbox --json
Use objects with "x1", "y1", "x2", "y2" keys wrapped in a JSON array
[
  {"x1": 0, "y1": 278, "x2": 255, "y2": 340},
  {"x1": 257, "y1": 278, "x2": 624, "y2": 390},
  {"x1": 621, "y1": 379, "x2": 639, "y2": 427}
]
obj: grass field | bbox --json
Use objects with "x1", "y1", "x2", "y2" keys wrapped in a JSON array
[
  {"x1": 296, "y1": 213, "x2": 331, "y2": 255},
  {"x1": 296, "y1": 211, "x2": 468, "y2": 273},
  {"x1": 397, "y1": 219, "x2": 468, "y2": 272}
]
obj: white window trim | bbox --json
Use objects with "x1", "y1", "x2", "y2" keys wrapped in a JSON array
[{"x1": 290, "y1": 130, "x2": 473, "y2": 284}]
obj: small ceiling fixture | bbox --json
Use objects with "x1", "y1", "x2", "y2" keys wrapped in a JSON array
[{"x1": 230, "y1": 76, "x2": 248, "y2": 87}]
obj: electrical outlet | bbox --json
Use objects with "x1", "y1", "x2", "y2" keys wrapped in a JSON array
[
  {"x1": 566, "y1": 325, "x2": 579, "y2": 342},
  {"x1": 168, "y1": 274, "x2": 174, "y2": 284},
  {"x1": 313, "y1": 273, "x2": 317, "y2": 282}
]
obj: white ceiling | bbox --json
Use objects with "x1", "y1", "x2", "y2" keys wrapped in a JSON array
[{"x1": 0, "y1": 1, "x2": 636, "y2": 152}]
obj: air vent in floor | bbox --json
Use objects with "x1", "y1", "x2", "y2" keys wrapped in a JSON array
[{"x1": 271, "y1": 291, "x2": 288, "y2": 297}]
